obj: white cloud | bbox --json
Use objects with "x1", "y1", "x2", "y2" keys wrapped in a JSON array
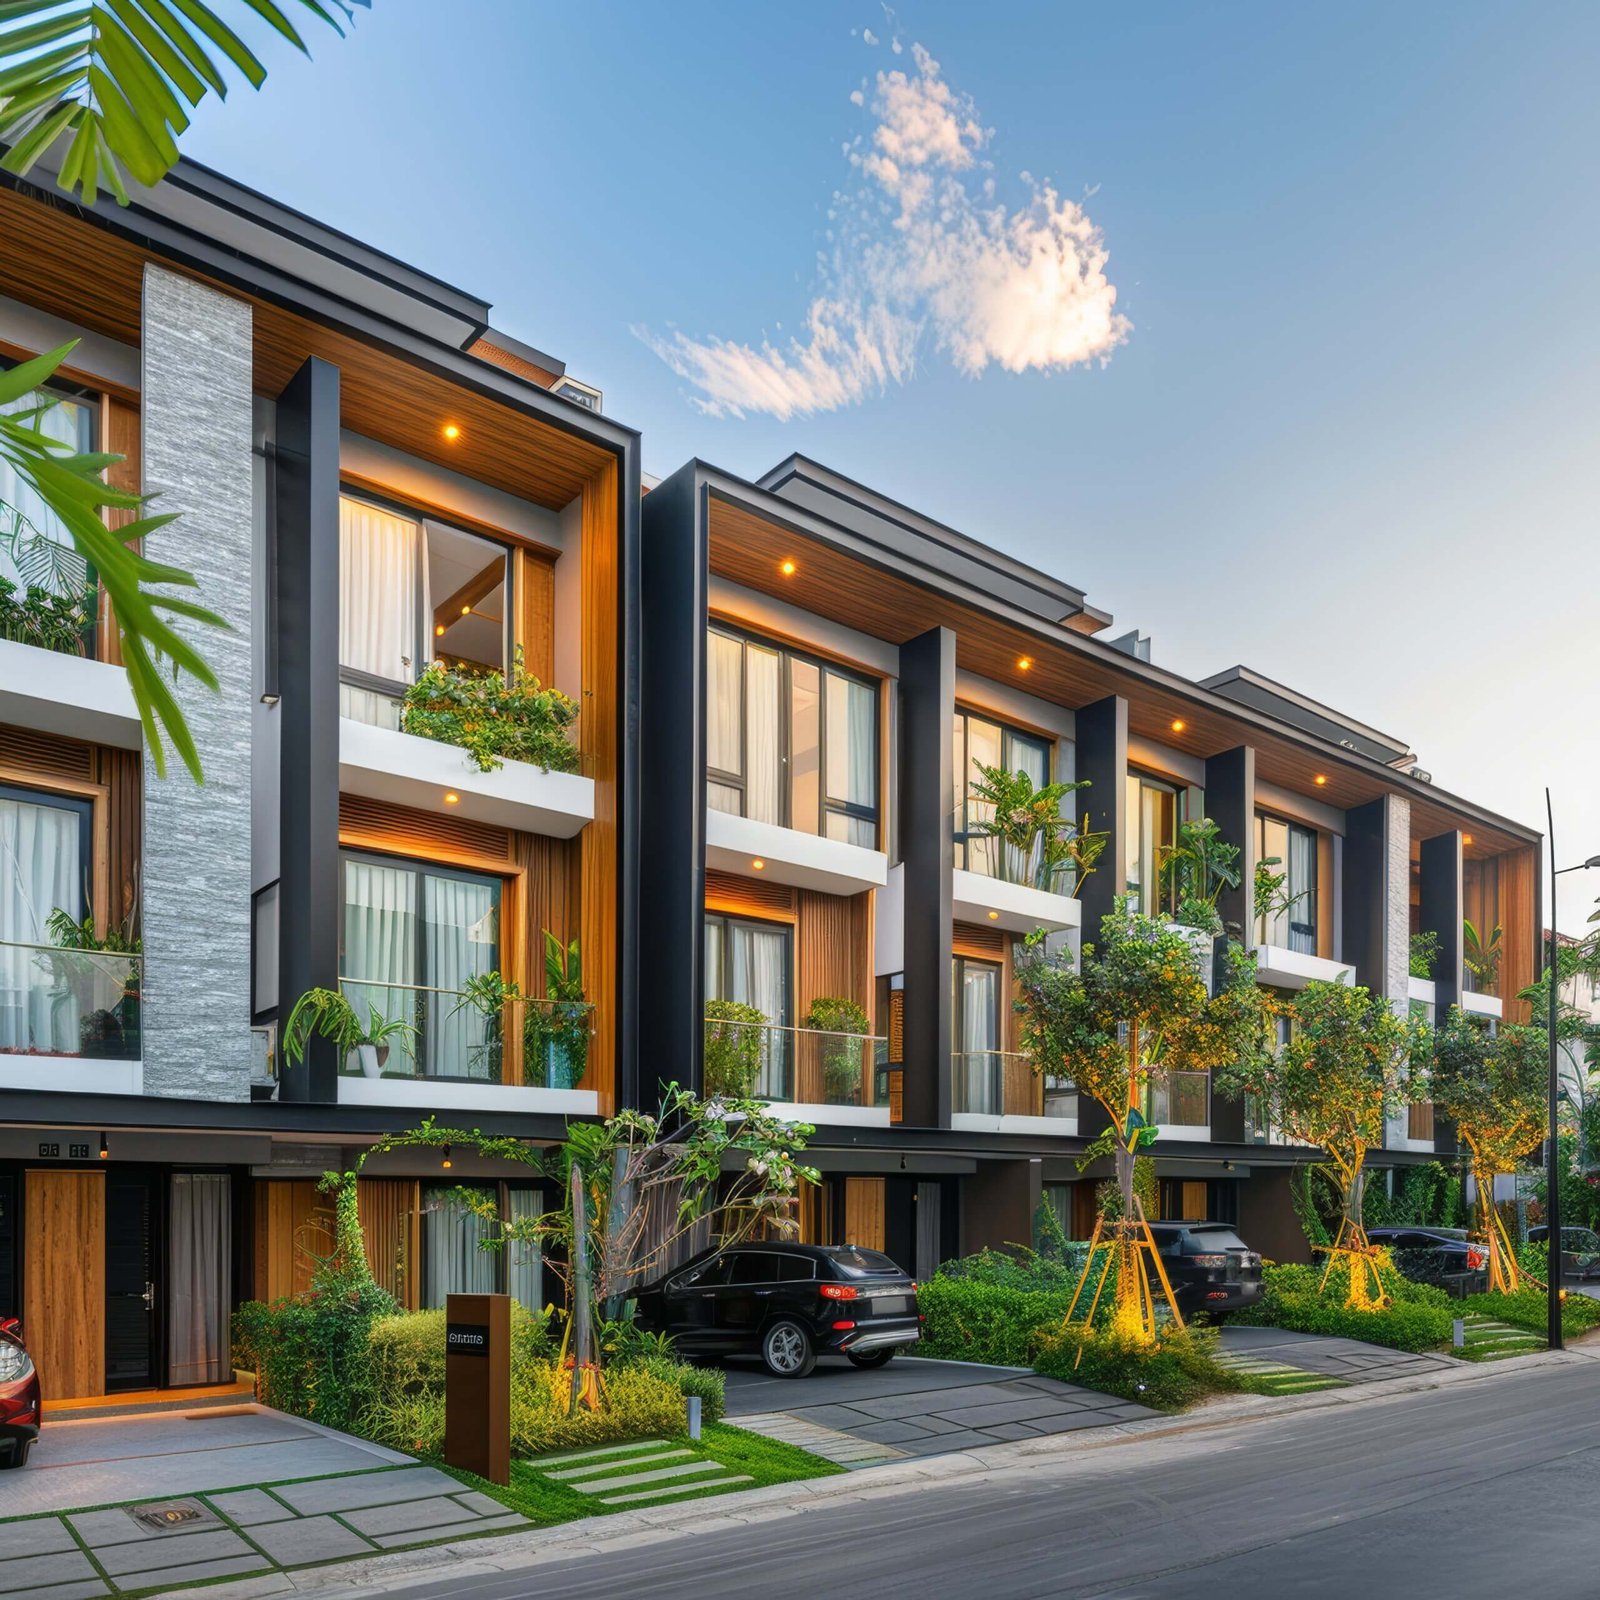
[
  {"x1": 863, "y1": 27, "x2": 879, "y2": 45},
  {"x1": 642, "y1": 42, "x2": 1130, "y2": 419}
]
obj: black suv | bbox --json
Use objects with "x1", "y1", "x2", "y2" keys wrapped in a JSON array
[
  {"x1": 1147, "y1": 1222, "x2": 1263, "y2": 1315},
  {"x1": 632, "y1": 1243, "x2": 922, "y2": 1377},
  {"x1": 1366, "y1": 1227, "x2": 1487, "y2": 1296}
]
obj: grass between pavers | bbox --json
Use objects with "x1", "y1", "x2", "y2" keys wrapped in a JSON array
[
  {"x1": 1450, "y1": 1312, "x2": 1547, "y2": 1363},
  {"x1": 438, "y1": 1423, "x2": 844, "y2": 1526}
]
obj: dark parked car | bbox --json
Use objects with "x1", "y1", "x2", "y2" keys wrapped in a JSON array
[
  {"x1": 1527, "y1": 1225, "x2": 1600, "y2": 1283},
  {"x1": 632, "y1": 1243, "x2": 922, "y2": 1378},
  {"x1": 0, "y1": 1317, "x2": 40, "y2": 1468},
  {"x1": 1366, "y1": 1227, "x2": 1487, "y2": 1296},
  {"x1": 1147, "y1": 1222, "x2": 1262, "y2": 1315}
]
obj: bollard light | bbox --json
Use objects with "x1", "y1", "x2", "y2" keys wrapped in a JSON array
[{"x1": 687, "y1": 1394, "x2": 703, "y2": 1441}]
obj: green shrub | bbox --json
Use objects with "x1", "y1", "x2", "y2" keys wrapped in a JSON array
[
  {"x1": 635, "y1": 1354, "x2": 726, "y2": 1424},
  {"x1": 937, "y1": 1245, "x2": 1086, "y2": 1291},
  {"x1": 703, "y1": 999, "x2": 767, "y2": 1097},
  {"x1": 1460, "y1": 1286, "x2": 1600, "y2": 1339},
  {"x1": 1231, "y1": 1258, "x2": 1454, "y2": 1352},
  {"x1": 1034, "y1": 1323, "x2": 1242, "y2": 1411},
  {"x1": 917, "y1": 1273, "x2": 1073, "y2": 1366},
  {"x1": 401, "y1": 651, "x2": 580, "y2": 774},
  {"x1": 1516, "y1": 1240, "x2": 1549, "y2": 1283}
]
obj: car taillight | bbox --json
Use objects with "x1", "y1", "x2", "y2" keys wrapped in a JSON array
[
  {"x1": 819, "y1": 1283, "x2": 857, "y2": 1300},
  {"x1": 1190, "y1": 1254, "x2": 1227, "y2": 1267},
  {"x1": 831, "y1": 1320, "x2": 856, "y2": 1330},
  {"x1": 1466, "y1": 1248, "x2": 1486, "y2": 1269}
]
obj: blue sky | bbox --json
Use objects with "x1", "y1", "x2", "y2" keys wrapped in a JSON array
[{"x1": 181, "y1": 0, "x2": 1600, "y2": 927}]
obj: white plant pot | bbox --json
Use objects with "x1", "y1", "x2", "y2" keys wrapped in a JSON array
[{"x1": 349, "y1": 1043, "x2": 382, "y2": 1079}]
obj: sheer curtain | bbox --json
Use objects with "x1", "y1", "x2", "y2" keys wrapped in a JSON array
[
  {"x1": 507, "y1": 1189, "x2": 543, "y2": 1313},
  {"x1": 168, "y1": 1174, "x2": 231, "y2": 1386},
  {"x1": 341, "y1": 860, "x2": 419, "y2": 1073},
  {"x1": 0, "y1": 796, "x2": 80, "y2": 1052},
  {"x1": 1288, "y1": 826, "x2": 1317, "y2": 954},
  {"x1": 424, "y1": 875, "x2": 498, "y2": 1079},
  {"x1": 745, "y1": 646, "x2": 782, "y2": 825},
  {"x1": 729, "y1": 920, "x2": 790, "y2": 1098},
  {"x1": 825, "y1": 674, "x2": 876, "y2": 847},
  {"x1": 915, "y1": 1181, "x2": 942, "y2": 1283},
  {"x1": 0, "y1": 393, "x2": 90, "y2": 585},
  {"x1": 1008, "y1": 736, "x2": 1049, "y2": 884},
  {"x1": 339, "y1": 497, "x2": 419, "y2": 726},
  {"x1": 959, "y1": 961, "x2": 1000, "y2": 1113},
  {"x1": 424, "y1": 1187, "x2": 496, "y2": 1306},
  {"x1": 706, "y1": 631, "x2": 744, "y2": 813}
]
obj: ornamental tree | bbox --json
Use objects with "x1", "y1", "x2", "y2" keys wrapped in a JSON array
[
  {"x1": 1431, "y1": 1007, "x2": 1547, "y2": 1292},
  {"x1": 1215, "y1": 979, "x2": 1428, "y2": 1307}
]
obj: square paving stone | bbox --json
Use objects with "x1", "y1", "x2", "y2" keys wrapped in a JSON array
[
  {"x1": 845, "y1": 1419, "x2": 938, "y2": 1445},
  {"x1": 1025, "y1": 1412, "x2": 1127, "y2": 1436},
  {"x1": 271, "y1": 1467, "x2": 462, "y2": 1517},
  {"x1": 934, "y1": 1396, "x2": 1096, "y2": 1429},
  {"x1": 95, "y1": 1528, "x2": 256, "y2": 1578},
  {"x1": 207, "y1": 1489, "x2": 297, "y2": 1526},
  {"x1": 452, "y1": 1492, "x2": 513, "y2": 1517},
  {"x1": 0, "y1": 1548, "x2": 99, "y2": 1589},
  {"x1": 247, "y1": 1515, "x2": 375, "y2": 1567},
  {"x1": 343, "y1": 1497, "x2": 489, "y2": 1539},
  {"x1": 896, "y1": 1430, "x2": 1001, "y2": 1455},
  {"x1": 984, "y1": 1422, "x2": 1042, "y2": 1440},
  {"x1": 70, "y1": 1505, "x2": 226, "y2": 1548},
  {"x1": 784, "y1": 1403, "x2": 876, "y2": 1429},
  {"x1": 105, "y1": 1555, "x2": 272, "y2": 1589},
  {"x1": 0, "y1": 1518, "x2": 76, "y2": 1557},
  {"x1": 368, "y1": 1512, "x2": 531, "y2": 1549},
  {"x1": 7, "y1": 1581, "x2": 108, "y2": 1600}
]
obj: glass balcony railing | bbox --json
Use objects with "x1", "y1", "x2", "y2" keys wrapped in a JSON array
[
  {"x1": 338, "y1": 978, "x2": 592, "y2": 1089},
  {"x1": 1243, "y1": 1094, "x2": 1283, "y2": 1145},
  {"x1": 952, "y1": 1049, "x2": 1076, "y2": 1118},
  {"x1": 1143, "y1": 1069, "x2": 1210, "y2": 1129},
  {"x1": 0, "y1": 940, "x2": 141, "y2": 1060},
  {"x1": 702, "y1": 1017, "x2": 889, "y2": 1108}
]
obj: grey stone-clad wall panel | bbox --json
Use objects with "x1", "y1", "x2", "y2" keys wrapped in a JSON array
[
  {"x1": 1384, "y1": 794, "x2": 1412, "y2": 1004},
  {"x1": 139, "y1": 267, "x2": 254, "y2": 1100}
]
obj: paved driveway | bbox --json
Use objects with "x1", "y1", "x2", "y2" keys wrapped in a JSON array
[
  {"x1": 723, "y1": 1356, "x2": 1159, "y2": 1465},
  {"x1": 1216, "y1": 1324, "x2": 1453, "y2": 1383}
]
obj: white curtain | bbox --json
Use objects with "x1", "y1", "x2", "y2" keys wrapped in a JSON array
[
  {"x1": 706, "y1": 630, "x2": 744, "y2": 793},
  {"x1": 0, "y1": 393, "x2": 90, "y2": 587},
  {"x1": 340, "y1": 497, "x2": 418, "y2": 725},
  {"x1": 726, "y1": 919, "x2": 789, "y2": 1098},
  {"x1": 168, "y1": 1174, "x2": 231, "y2": 1386},
  {"x1": 424, "y1": 1188, "x2": 496, "y2": 1306},
  {"x1": 745, "y1": 645, "x2": 782, "y2": 826},
  {"x1": 825, "y1": 674, "x2": 876, "y2": 847},
  {"x1": 507, "y1": 1189, "x2": 543, "y2": 1313},
  {"x1": 1288, "y1": 825, "x2": 1317, "y2": 954},
  {"x1": 963, "y1": 717, "x2": 1003, "y2": 877},
  {"x1": 1008, "y1": 736, "x2": 1049, "y2": 884},
  {"x1": 341, "y1": 860, "x2": 419, "y2": 1073},
  {"x1": 424, "y1": 875, "x2": 498, "y2": 1079},
  {"x1": 0, "y1": 797, "x2": 80, "y2": 1052},
  {"x1": 958, "y1": 961, "x2": 1000, "y2": 1113}
]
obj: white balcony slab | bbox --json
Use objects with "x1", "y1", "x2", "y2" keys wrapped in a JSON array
[
  {"x1": 1253, "y1": 944, "x2": 1355, "y2": 990},
  {"x1": 951, "y1": 869, "x2": 1082, "y2": 936},
  {"x1": 0, "y1": 1054, "x2": 142, "y2": 1095},
  {"x1": 1461, "y1": 990, "x2": 1504, "y2": 1020},
  {"x1": 339, "y1": 717, "x2": 593, "y2": 838},
  {"x1": 704, "y1": 809, "x2": 888, "y2": 896},
  {"x1": 0, "y1": 639, "x2": 140, "y2": 749},
  {"x1": 1408, "y1": 976, "x2": 1438, "y2": 1007},
  {"x1": 951, "y1": 1111, "x2": 1079, "y2": 1137},
  {"x1": 336, "y1": 1076, "x2": 598, "y2": 1116},
  {"x1": 761, "y1": 1101, "x2": 892, "y2": 1129}
]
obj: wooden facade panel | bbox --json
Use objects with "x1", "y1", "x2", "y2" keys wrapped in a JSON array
[
  {"x1": 794, "y1": 889, "x2": 872, "y2": 1103},
  {"x1": 339, "y1": 794, "x2": 511, "y2": 864},
  {"x1": 844, "y1": 1177, "x2": 887, "y2": 1252},
  {"x1": 25, "y1": 1169, "x2": 105, "y2": 1400},
  {"x1": 515, "y1": 548, "x2": 557, "y2": 687},
  {"x1": 705, "y1": 869, "x2": 795, "y2": 919},
  {"x1": 252, "y1": 1181, "x2": 336, "y2": 1303},
  {"x1": 97, "y1": 746, "x2": 142, "y2": 937},
  {"x1": 0, "y1": 727, "x2": 96, "y2": 783},
  {"x1": 1498, "y1": 845, "x2": 1537, "y2": 1024},
  {"x1": 358, "y1": 1178, "x2": 419, "y2": 1311}
]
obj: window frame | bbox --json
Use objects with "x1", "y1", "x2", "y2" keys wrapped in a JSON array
[
  {"x1": 951, "y1": 708, "x2": 1053, "y2": 874},
  {"x1": 705, "y1": 622, "x2": 881, "y2": 849},
  {"x1": 419, "y1": 1180, "x2": 544, "y2": 1308},
  {"x1": 703, "y1": 909, "x2": 795, "y2": 1030},
  {"x1": 1125, "y1": 770, "x2": 1186, "y2": 916},
  {"x1": 951, "y1": 953, "x2": 1004, "y2": 1053},
  {"x1": 0, "y1": 781, "x2": 94, "y2": 936},
  {"x1": 1254, "y1": 811, "x2": 1319, "y2": 953}
]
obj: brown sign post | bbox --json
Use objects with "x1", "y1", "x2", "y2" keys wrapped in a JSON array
[{"x1": 444, "y1": 1292, "x2": 511, "y2": 1485}]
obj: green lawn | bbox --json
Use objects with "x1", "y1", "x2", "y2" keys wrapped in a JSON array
[{"x1": 439, "y1": 1423, "x2": 842, "y2": 1526}]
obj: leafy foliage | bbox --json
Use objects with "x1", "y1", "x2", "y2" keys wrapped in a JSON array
[
  {"x1": 1463, "y1": 918, "x2": 1503, "y2": 994},
  {"x1": 1459, "y1": 1286, "x2": 1600, "y2": 1340},
  {"x1": 281, "y1": 986, "x2": 417, "y2": 1066},
  {"x1": 916, "y1": 1272, "x2": 1077, "y2": 1366},
  {"x1": 0, "y1": 346, "x2": 225, "y2": 778},
  {"x1": 1156, "y1": 816, "x2": 1242, "y2": 936},
  {"x1": 1432, "y1": 1008, "x2": 1547, "y2": 1193},
  {"x1": 0, "y1": 1, "x2": 367, "y2": 205},
  {"x1": 964, "y1": 764, "x2": 1106, "y2": 894},
  {"x1": 0, "y1": 575, "x2": 92, "y2": 655},
  {"x1": 1231, "y1": 1259, "x2": 1455, "y2": 1351},
  {"x1": 703, "y1": 998, "x2": 767, "y2": 1098},
  {"x1": 1033, "y1": 1322, "x2": 1244, "y2": 1411},
  {"x1": 800, "y1": 995, "x2": 871, "y2": 1105},
  {"x1": 1409, "y1": 930, "x2": 1440, "y2": 981},
  {"x1": 402, "y1": 650, "x2": 580, "y2": 774}
]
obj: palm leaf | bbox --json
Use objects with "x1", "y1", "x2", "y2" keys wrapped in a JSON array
[{"x1": 0, "y1": 0, "x2": 369, "y2": 204}]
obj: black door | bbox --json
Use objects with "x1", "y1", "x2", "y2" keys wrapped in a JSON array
[{"x1": 105, "y1": 1170, "x2": 159, "y2": 1390}]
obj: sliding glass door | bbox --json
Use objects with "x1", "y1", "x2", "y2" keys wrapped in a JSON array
[
  {"x1": 705, "y1": 912, "x2": 793, "y2": 1099},
  {"x1": 952, "y1": 711, "x2": 1052, "y2": 882},
  {"x1": 1255, "y1": 814, "x2": 1319, "y2": 953},
  {"x1": 952, "y1": 956, "x2": 1002, "y2": 1113},
  {"x1": 339, "y1": 852, "x2": 502, "y2": 1079}
]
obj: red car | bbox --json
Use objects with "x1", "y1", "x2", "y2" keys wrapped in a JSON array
[{"x1": 0, "y1": 1317, "x2": 40, "y2": 1468}]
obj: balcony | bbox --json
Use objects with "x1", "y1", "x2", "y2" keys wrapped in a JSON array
[
  {"x1": 1461, "y1": 988, "x2": 1503, "y2": 1021},
  {"x1": 339, "y1": 716, "x2": 593, "y2": 839},
  {"x1": 951, "y1": 868, "x2": 1082, "y2": 936},
  {"x1": 951, "y1": 1049, "x2": 1078, "y2": 1132},
  {"x1": 1143, "y1": 1069, "x2": 1210, "y2": 1135},
  {"x1": 703, "y1": 808, "x2": 888, "y2": 897},
  {"x1": 0, "y1": 941, "x2": 142, "y2": 1094},
  {"x1": 702, "y1": 1015, "x2": 890, "y2": 1126},
  {"x1": 0, "y1": 636, "x2": 141, "y2": 750},
  {"x1": 1252, "y1": 942, "x2": 1354, "y2": 991},
  {"x1": 333, "y1": 977, "x2": 599, "y2": 1115}
]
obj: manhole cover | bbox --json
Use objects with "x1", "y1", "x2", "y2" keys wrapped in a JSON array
[{"x1": 127, "y1": 1500, "x2": 220, "y2": 1534}]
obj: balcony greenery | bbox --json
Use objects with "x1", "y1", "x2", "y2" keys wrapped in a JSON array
[
  {"x1": 453, "y1": 935, "x2": 591, "y2": 1088},
  {"x1": 800, "y1": 995, "x2": 871, "y2": 1105},
  {"x1": 1463, "y1": 918, "x2": 1503, "y2": 994},
  {"x1": 1157, "y1": 816, "x2": 1241, "y2": 936},
  {"x1": 703, "y1": 998, "x2": 767, "y2": 1098},
  {"x1": 1409, "y1": 929, "x2": 1439, "y2": 981},
  {"x1": 401, "y1": 649, "x2": 580, "y2": 775},
  {"x1": 965, "y1": 764, "x2": 1107, "y2": 895}
]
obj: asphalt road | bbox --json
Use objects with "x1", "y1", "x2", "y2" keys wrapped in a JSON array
[{"x1": 385, "y1": 1358, "x2": 1600, "y2": 1600}]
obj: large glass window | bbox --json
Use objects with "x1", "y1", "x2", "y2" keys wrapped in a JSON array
[
  {"x1": 339, "y1": 492, "x2": 510, "y2": 728},
  {"x1": 339, "y1": 851, "x2": 502, "y2": 1078},
  {"x1": 420, "y1": 1184, "x2": 544, "y2": 1311},
  {"x1": 952, "y1": 710, "x2": 1052, "y2": 882},
  {"x1": 952, "y1": 955, "x2": 1002, "y2": 1113},
  {"x1": 705, "y1": 911, "x2": 792, "y2": 1099},
  {"x1": 1255, "y1": 814, "x2": 1318, "y2": 954},
  {"x1": 1125, "y1": 774, "x2": 1185, "y2": 916},
  {"x1": 705, "y1": 625, "x2": 879, "y2": 849}
]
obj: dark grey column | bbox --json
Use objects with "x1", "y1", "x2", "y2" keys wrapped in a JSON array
[
  {"x1": 1203, "y1": 747, "x2": 1256, "y2": 1144},
  {"x1": 1341, "y1": 794, "x2": 1409, "y2": 1001},
  {"x1": 274, "y1": 357, "x2": 342, "y2": 1103},
  {"x1": 1075, "y1": 695, "x2": 1128, "y2": 940},
  {"x1": 899, "y1": 627, "x2": 955, "y2": 1128},
  {"x1": 636, "y1": 466, "x2": 707, "y2": 1110},
  {"x1": 1419, "y1": 831, "x2": 1465, "y2": 1013}
]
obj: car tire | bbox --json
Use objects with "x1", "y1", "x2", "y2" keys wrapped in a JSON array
[
  {"x1": 1, "y1": 1438, "x2": 31, "y2": 1469},
  {"x1": 760, "y1": 1319, "x2": 816, "y2": 1378},
  {"x1": 845, "y1": 1348, "x2": 895, "y2": 1369}
]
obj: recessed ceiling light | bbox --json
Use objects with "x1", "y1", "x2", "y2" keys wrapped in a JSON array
[
  {"x1": 751, "y1": 858, "x2": 765, "y2": 871},
  {"x1": 434, "y1": 623, "x2": 446, "y2": 637},
  {"x1": 461, "y1": 603, "x2": 472, "y2": 616},
  {"x1": 987, "y1": 910, "x2": 1000, "y2": 920},
  {"x1": 443, "y1": 423, "x2": 461, "y2": 441},
  {"x1": 780, "y1": 559, "x2": 797, "y2": 577},
  {"x1": 444, "y1": 792, "x2": 460, "y2": 805},
  {"x1": 1171, "y1": 718, "x2": 1186, "y2": 734},
  {"x1": 1017, "y1": 656, "x2": 1033, "y2": 672},
  {"x1": 1314, "y1": 774, "x2": 1328, "y2": 786},
  {"x1": 1462, "y1": 834, "x2": 1474, "y2": 846}
]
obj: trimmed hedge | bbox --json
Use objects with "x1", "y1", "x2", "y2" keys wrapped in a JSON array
[
  {"x1": 917, "y1": 1275, "x2": 1074, "y2": 1367},
  {"x1": 1231, "y1": 1259, "x2": 1455, "y2": 1352},
  {"x1": 1034, "y1": 1323, "x2": 1244, "y2": 1412},
  {"x1": 1460, "y1": 1287, "x2": 1600, "y2": 1339}
]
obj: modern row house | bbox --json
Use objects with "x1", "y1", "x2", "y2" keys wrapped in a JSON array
[{"x1": 0, "y1": 162, "x2": 1542, "y2": 1406}]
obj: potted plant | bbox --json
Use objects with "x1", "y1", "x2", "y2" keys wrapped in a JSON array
[
  {"x1": 703, "y1": 999, "x2": 767, "y2": 1098},
  {"x1": 525, "y1": 932, "x2": 590, "y2": 1090},
  {"x1": 800, "y1": 996, "x2": 871, "y2": 1105},
  {"x1": 282, "y1": 987, "x2": 417, "y2": 1078},
  {"x1": 452, "y1": 970, "x2": 518, "y2": 1080},
  {"x1": 965, "y1": 765, "x2": 1107, "y2": 894}
]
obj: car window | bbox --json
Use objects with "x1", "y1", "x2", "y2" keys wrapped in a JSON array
[
  {"x1": 725, "y1": 1253, "x2": 781, "y2": 1284},
  {"x1": 778, "y1": 1255, "x2": 815, "y2": 1283},
  {"x1": 1183, "y1": 1228, "x2": 1246, "y2": 1253},
  {"x1": 822, "y1": 1247, "x2": 903, "y2": 1278},
  {"x1": 675, "y1": 1254, "x2": 733, "y2": 1290}
]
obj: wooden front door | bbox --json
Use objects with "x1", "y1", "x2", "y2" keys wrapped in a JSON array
[
  {"x1": 843, "y1": 1177, "x2": 886, "y2": 1252},
  {"x1": 24, "y1": 1169, "x2": 105, "y2": 1400}
]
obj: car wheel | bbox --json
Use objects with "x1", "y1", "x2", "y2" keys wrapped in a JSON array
[
  {"x1": 845, "y1": 1348, "x2": 895, "y2": 1369},
  {"x1": 761, "y1": 1319, "x2": 816, "y2": 1378},
  {"x1": 1, "y1": 1438, "x2": 31, "y2": 1469}
]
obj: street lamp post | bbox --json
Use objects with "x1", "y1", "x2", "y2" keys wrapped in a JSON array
[{"x1": 1544, "y1": 786, "x2": 1600, "y2": 1353}]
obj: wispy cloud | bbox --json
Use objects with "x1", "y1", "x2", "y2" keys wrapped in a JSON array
[{"x1": 639, "y1": 40, "x2": 1130, "y2": 420}]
